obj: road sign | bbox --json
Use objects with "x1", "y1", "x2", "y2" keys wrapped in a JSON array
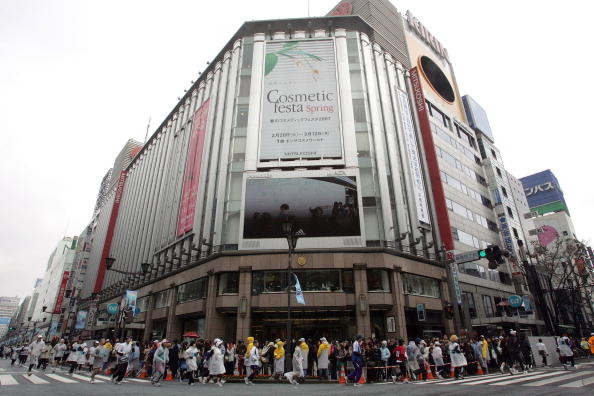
[
  {"x1": 508, "y1": 295, "x2": 522, "y2": 308},
  {"x1": 106, "y1": 303, "x2": 119, "y2": 315},
  {"x1": 455, "y1": 251, "x2": 479, "y2": 264}
]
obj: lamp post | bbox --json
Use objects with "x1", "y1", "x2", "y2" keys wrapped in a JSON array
[{"x1": 281, "y1": 221, "x2": 304, "y2": 372}]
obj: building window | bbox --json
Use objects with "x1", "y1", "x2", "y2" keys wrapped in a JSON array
[
  {"x1": 251, "y1": 270, "x2": 349, "y2": 295},
  {"x1": 491, "y1": 149, "x2": 497, "y2": 159},
  {"x1": 481, "y1": 195, "x2": 492, "y2": 208},
  {"x1": 475, "y1": 174, "x2": 487, "y2": 186},
  {"x1": 501, "y1": 186, "x2": 508, "y2": 197},
  {"x1": 487, "y1": 219, "x2": 499, "y2": 232},
  {"x1": 218, "y1": 272, "x2": 239, "y2": 295},
  {"x1": 177, "y1": 278, "x2": 208, "y2": 303},
  {"x1": 462, "y1": 292, "x2": 477, "y2": 318},
  {"x1": 402, "y1": 273, "x2": 441, "y2": 298},
  {"x1": 496, "y1": 167, "x2": 502, "y2": 177},
  {"x1": 512, "y1": 227, "x2": 519, "y2": 239},
  {"x1": 342, "y1": 270, "x2": 354, "y2": 293},
  {"x1": 482, "y1": 295, "x2": 495, "y2": 318},
  {"x1": 154, "y1": 290, "x2": 170, "y2": 309},
  {"x1": 506, "y1": 206, "x2": 514, "y2": 218},
  {"x1": 367, "y1": 269, "x2": 391, "y2": 292}
]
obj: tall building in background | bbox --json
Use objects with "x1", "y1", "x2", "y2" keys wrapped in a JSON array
[{"x1": 0, "y1": 297, "x2": 20, "y2": 338}]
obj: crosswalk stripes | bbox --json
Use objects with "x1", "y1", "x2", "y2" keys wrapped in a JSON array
[
  {"x1": 490, "y1": 370, "x2": 560, "y2": 385},
  {"x1": 411, "y1": 372, "x2": 503, "y2": 384},
  {"x1": 0, "y1": 375, "x2": 18, "y2": 385},
  {"x1": 22, "y1": 374, "x2": 50, "y2": 384},
  {"x1": 71, "y1": 373, "x2": 104, "y2": 383},
  {"x1": 523, "y1": 370, "x2": 592, "y2": 387},
  {"x1": 460, "y1": 371, "x2": 545, "y2": 385},
  {"x1": 560, "y1": 376, "x2": 594, "y2": 388},
  {"x1": 435, "y1": 372, "x2": 507, "y2": 385},
  {"x1": 45, "y1": 373, "x2": 79, "y2": 383}
]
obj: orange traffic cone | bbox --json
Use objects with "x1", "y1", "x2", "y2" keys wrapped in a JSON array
[
  {"x1": 358, "y1": 368, "x2": 366, "y2": 384},
  {"x1": 450, "y1": 364, "x2": 455, "y2": 378},
  {"x1": 164, "y1": 369, "x2": 173, "y2": 381},
  {"x1": 137, "y1": 367, "x2": 148, "y2": 378},
  {"x1": 476, "y1": 363, "x2": 484, "y2": 375},
  {"x1": 426, "y1": 367, "x2": 435, "y2": 380},
  {"x1": 339, "y1": 365, "x2": 346, "y2": 384},
  {"x1": 104, "y1": 367, "x2": 112, "y2": 375}
]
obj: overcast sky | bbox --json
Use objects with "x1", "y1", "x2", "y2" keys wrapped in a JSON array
[{"x1": 1, "y1": 0, "x2": 592, "y2": 300}]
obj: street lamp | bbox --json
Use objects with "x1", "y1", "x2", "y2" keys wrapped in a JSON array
[{"x1": 281, "y1": 220, "x2": 304, "y2": 372}]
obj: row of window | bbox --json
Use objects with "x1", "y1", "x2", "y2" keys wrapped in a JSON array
[
  {"x1": 136, "y1": 270, "x2": 443, "y2": 308},
  {"x1": 440, "y1": 170, "x2": 492, "y2": 208},
  {"x1": 431, "y1": 120, "x2": 480, "y2": 164},
  {"x1": 463, "y1": 292, "x2": 530, "y2": 319},
  {"x1": 445, "y1": 198, "x2": 498, "y2": 232},
  {"x1": 452, "y1": 227, "x2": 488, "y2": 249}
]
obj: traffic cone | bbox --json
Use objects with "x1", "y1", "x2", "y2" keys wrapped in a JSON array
[
  {"x1": 164, "y1": 369, "x2": 173, "y2": 381},
  {"x1": 104, "y1": 367, "x2": 112, "y2": 375},
  {"x1": 476, "y1": 362, "x2": 484, "y2": 375},
  {"x1": 426, "y1": 366, "x2": 435, "y2": 380},
  {"x1": 138, "y1": 367, "x2": 147, "y2": 378},
  {"x1": 358, "y1": 367, "x2": 366, "y2": 384},
  {"x1": 450, "y1": 364, "x2": 455, "y2": 378},
  {"x1": 339, "y1": 365, "x2": 346, "y2": 384}
]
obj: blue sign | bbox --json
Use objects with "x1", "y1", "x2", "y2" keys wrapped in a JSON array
[
  {"x1": 106, "y1": 303, "x2": 119, "y2": 315},
  {"x1": 508, "y1": 295, "x2": 522, "y2": 308},
  {"x1": 0, "y1": 317, "x2": 11, "y2": 325}
]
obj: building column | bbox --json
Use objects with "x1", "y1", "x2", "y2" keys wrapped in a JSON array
[
  {"x1": 387, "y1": 266, "x2": 407, "y2": 340},
  {"x1": 236, "y1": 266, "x2": 252, "y2": 341},
  {"x1": 142, "y1": 293, "x2": 155, "y2": 341},
  {"x1": 440, "y1": 276, "x2": 454, "y2": 334},
  {"x1": 165, "y1": 283, "x2": 181, "y2": 341},
  {"x1": 204, "y1": 270, "x2": 226, "y2": 339},
  {"x1": 353, "y1": 263, "x2": 372, "y2": 336}
]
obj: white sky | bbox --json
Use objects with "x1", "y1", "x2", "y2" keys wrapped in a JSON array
[{"x1": 1, "y1": 0, "x2": 592, "y2": 300}]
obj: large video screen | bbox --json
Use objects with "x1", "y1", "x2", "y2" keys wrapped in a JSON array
[{"x1": 243, "y1": 176, "x2": 360, "y2": 239}]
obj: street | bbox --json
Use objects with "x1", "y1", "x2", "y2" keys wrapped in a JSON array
[{"x1": 1, "y1": 358, "x2": 594, "y2": 396}]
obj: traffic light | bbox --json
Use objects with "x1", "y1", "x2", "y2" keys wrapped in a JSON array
[
  {"x1": 480, "y1": 245, "x2": 505, "y2": 269},
  {"x1": 444, "y1": 302, "x2": 454, "y2": 319}
]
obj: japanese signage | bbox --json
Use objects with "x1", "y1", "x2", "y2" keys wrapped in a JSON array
[
  {"x1": 498, "y1": 215, "x2": 515, "y2": 254},
  {"x1": 524, "y1": 181, "x2": 555, "y2": 196},
  {"x1": 260, "y1": 39, "x2": 342, "y2": 161},
  {"x1": 177, "y1": 100, "x2": 210, "y2": 236},
  {"x1": 450, "y1": 263, "x2": 463, "y2": 305},
  {"x1": 397, "y1": 88, "x2": 430, "y2": 224},
  {"x1": 406, "y1": 10, "x2": 450, "y2": 63},
  {"x1": 53, "y1": 271, "x2": 70, "y2": 314},
  {"x1": 75, "y1": 310, "x2": 87, "y2": 330}
]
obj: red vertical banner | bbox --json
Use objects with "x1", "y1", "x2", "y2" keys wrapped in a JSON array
[
  {"x1": 53, "y1": 271, "x2": 70, "y2": 314},
  {"x1": 409, "y1": 67, "x2": 454, "y2": 251},
  {"x1": 177, "y1": 99, "x2": 211, "y2": 236},
  {"x1": 94, "y1": 170, "x2": 127, "y2": 293}
]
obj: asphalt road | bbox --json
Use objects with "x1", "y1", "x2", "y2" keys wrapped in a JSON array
[{"x1": 1, "y1": 358, "x2": 593, "y2": 396}]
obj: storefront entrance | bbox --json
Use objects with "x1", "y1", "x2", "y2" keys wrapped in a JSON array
[{"x1": 251, "y1": 310, "x2": 356, "y2": 342}]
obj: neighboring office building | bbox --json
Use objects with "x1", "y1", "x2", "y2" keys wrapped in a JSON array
[
  {"x1": 0, "y1": 297, "x2": 20, "y2": 338},
  {"x1": 73, "y1": 5, "x2": 459, "y2": 343},
  {"x1": 400, "y1": 7, "x2": 544, "y2": 335}
]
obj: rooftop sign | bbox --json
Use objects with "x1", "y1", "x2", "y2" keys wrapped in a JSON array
[{"x1": 406, "y1": 10, "x2": 450, "y2": 63}]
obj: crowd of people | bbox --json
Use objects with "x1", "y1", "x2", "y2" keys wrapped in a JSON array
[{"x1": 1, "y1": 331, "x2": 593, "y2": 387}]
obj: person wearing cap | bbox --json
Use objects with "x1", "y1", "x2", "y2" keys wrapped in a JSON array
[
  {"x1": 90, "y1": 340, "x2": 107, "y2": 383},
  {"x1": 317, "y1": 337, "x2": 330, "y2": 380},
  {"x1": 285, "y1": 338, "x2": 304, "y2": 386},
  {"x1": 299, "y1": 339, "x2": 309, "y2": 377},
  {"x1": 183, "y1": 341, "x2": 199, "y2": 386},
  {"x1": 112, "y1": 337, "x2": 132, "y2": 384},
  {"x1": 151, "y1": 339, "x2": 170, "y2": 386},
  {"x1": 448, "y1": 335, "x2": 467, "y2": 379},
  {"x1": 270, "y1": 339, "x2": 285, "y2": 380},
  {"x1": 379, "y1": 340, "x2": 390, "y2": 382},
  {"x1": 346, "y1": 335, "x2": 364, "y2": 386},
  {"x1": 558, "y1": 336, "x2": 574, "y2": 370},
  {"x1": 52, "y1": 338, "x2": 67, "y2": 372},
  {"x1": 207, "y1": 339, "x2": 226, "y2": 387},
  {"x1": 432, "y1": 342, "x2": 445, "y2": 379},
  {"x1": 245, "y1": 339, "x2": 261, "y2": 385},
  {"x1": 504, "y1": 330, "x2": 525, "y2": 375},
  {"x1": 26, "y1": 335, "x2": 45, "y2": 375},
  {"x1": 244, "y1": 336, "x2": 254, "y2": 380}
]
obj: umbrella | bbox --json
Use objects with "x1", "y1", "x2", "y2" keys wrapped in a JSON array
[{"x1": 182, "y1": 331, "x2": 200, "y2": 338}]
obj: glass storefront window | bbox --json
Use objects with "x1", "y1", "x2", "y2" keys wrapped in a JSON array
[
  {"x1": 367, "y1": 269, "x2": 390, "y2": 292},
  {"x1": 177, "y1": 277, "x2": 208, "y2": 303},
  {"x1": 402, "y1": 273, "x2": 440, "y2": 298},
  {"x1": 218, "y1": 272, "x2": 239, "y2": 295},
  {"x1": 154, "y1": 290, "x2": 170, "y2": 309},
  {"x1": 136, "y1": 297, "x2": 148, "y2": 313},
  {"x1": 252, "y1": 270, "x2": 352, "y2": 295}
]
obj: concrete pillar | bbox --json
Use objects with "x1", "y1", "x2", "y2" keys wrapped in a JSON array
[
  {"x1": 235, "y1": 266, "x2": 252, "y2": 341},
  {"x1": 204, "y1": 270, "x2": 226, "y2": 339},
  {"x1": 165, "y1": 283, "x2": 181, "y2": 340},
  {"x1": 142, "y1": 293, "x2": 155, "y2": 341},
  {"x1": 353, "y1": 263, "x2": 372, "y2": 336},
  {"x1": 387, "y1": 266, "x2": 407, "y2": 340}
]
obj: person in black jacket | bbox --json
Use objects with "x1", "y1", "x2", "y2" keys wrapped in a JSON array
[{"x1": 169, "y1": 340, "x2": 180, "y2": 380}]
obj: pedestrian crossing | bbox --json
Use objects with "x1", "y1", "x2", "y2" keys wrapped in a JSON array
[
  {"x1": 410, "y1": 369, "x2": 594, "y2": 388},
  {"x1": 0, "y1": 370, "x2": 150, "y2": 386}
]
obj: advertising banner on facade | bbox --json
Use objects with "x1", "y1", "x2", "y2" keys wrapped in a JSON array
[
  {"x1": 53, "y1": 271, "x2": 70, "y2": 314},
  {"x1": 121, "y1": 290, "x2": 138, "y2": 317},
  {"x1": 396, "y1": 88, "x2": 430, "y2": 224},
  {"x1": 48, "y1": 320, "x2": 59, "y2": 336},
  {"x1": 243, "y1": 176, "x2": 360, "y2": 238},
  {"x1": 177, "y1": 100, "x2": 211, "y2": 236},
  {"x1": 260, "y1": 39, "x2": 342, "y2": 161},
  {"x1": 75, "y1": 310, "x2": 87, "y2": 330}
]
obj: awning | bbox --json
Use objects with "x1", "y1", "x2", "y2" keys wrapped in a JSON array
[{"x1": 182, "y1": 331, "x2": 200, "y2": 338}]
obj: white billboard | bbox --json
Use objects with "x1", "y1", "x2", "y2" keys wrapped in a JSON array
[{"x1": 260, "y1": 39, "x2": 342, "y2": 162}]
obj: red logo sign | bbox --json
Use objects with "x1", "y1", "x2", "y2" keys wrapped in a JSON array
[
  {"x1": 53, "y1": 271, "x2": 70, "y2": 314},
  {"x1": 330, "y1": 2, "x2": 352, "y2": 16}
]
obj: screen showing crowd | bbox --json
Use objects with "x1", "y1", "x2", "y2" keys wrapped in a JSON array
[{"x1": 243, "y1": 176, "x2": 360, "y2": 238}]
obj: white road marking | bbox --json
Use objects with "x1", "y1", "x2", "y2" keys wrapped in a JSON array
[
  {"x1": 523, "y1": 370, "x2": 592, "y2": 386},
  {"x1": 436, "y1": 373, "x2": 507, "y2": 384},
  {"x1": 0, "y1": 375, "x2": 18, "y2": 385},
  {"x1": 461, "y1": 371, "x2": 544, "y2": 385},
  {"x1": 22, "y1": 374, "x2": 50, "y2": 384},
  {"x1": 71, "y1": 373, "x2": 104, "y2": 383},
  {"x1": 45, "y1": 373, "x2": 79, "y2": 383},
  {"x1": 559, "y1": 375, "x2": 594, "y2": 388},
  {"x1": 490, "y1": 371, "x2": 559, "y2": 385}
]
